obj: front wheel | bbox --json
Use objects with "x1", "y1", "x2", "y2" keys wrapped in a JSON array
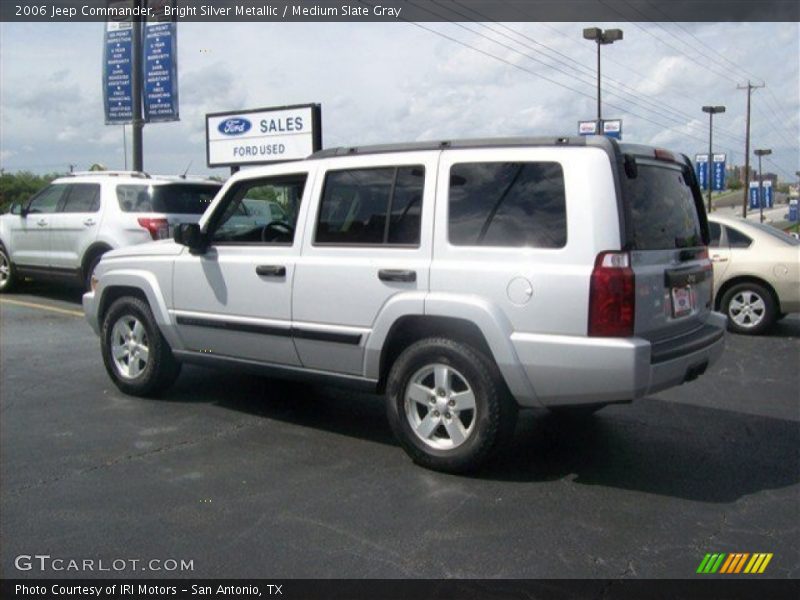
[
  {"x1": 386, "y1": 337, "x2": 517, "y2": 473},
  {"x1": 101, "y1": 296, "x2": 181, "y2": 396},
  {"x1": 0, "y1": 246, "x2": 16, "y2": 293},
  {"x1": 721, "y1": 282, "x2": 776, "y2": 335}
]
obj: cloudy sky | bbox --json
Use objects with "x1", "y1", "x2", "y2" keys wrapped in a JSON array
[{"x1": 0, "y1": 20, "x2": 797, "y2": 180}]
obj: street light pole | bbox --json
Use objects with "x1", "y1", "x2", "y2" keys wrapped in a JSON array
[
  {"x1": 754, "y1": 148, "x2": 772, "y2": 224},
  {"x1": 702, "y1": 105, "x2": 726, "y2": 213},
  {"x1": 583, "y1": 27, "x2": 623, "y2": 129}
]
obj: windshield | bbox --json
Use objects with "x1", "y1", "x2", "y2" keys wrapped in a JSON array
[
  {"x1": 624, "y1": 162, "x2": 703, "y2": 250},
  {"x1": 117, "y1": 183, "x2": 219, "y2": 215}
]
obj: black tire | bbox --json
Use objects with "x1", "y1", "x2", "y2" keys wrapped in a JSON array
[
  {"x1": 548, "y1": 403, "x2": 607, "y2": 418},
  {"x1": 386, "y1": 337, "x2": 517, "y2": 474},
  {"x1": 84, "y1": 251, "x2": 106, "y2": 292},
  {"x1": 0, "y1": 245, "x2": 16, "y2": 293},
  {"x1": 720, "y1": 282, "x2": 776, "y2": 335},
  {"x1": 101, "y1": 296, "x2": 181, "y2": 397}
]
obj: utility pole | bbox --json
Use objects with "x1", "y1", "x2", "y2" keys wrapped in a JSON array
[
  {"x1": 131, "y1": 0, "x2": 145, "y2": 173},
  {"x1": 737, "y1": 81, "x2": 765, "y2": 218}
]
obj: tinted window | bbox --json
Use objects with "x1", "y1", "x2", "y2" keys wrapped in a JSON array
[
  {"x1": 708, "y1": 221, "x2": 722, "y2": 247},
  {"x1": 117, "y1": 183, "x2": 219, "y2": 214},
  {"x1": 315, "y1": 166, "x2": 424, "y2": 246},
  {"x1": 211, "y1": 175, "x2": 306, "y2": 244},
  {"x1": 625, "y1": 163, "x2": 703, "y2": 250},
  {"x1": 726, "y1": 226, "x2": 753, "y2": 249},
  {"x1": 27, "y1": 185, "x2": 66, "y2": 214},
  {"x1": 61, "y1": 183, "x2": 100, "y2": 213},
  {"x1": 448, "y1": 162, "x2": 566, "y2": 248}
]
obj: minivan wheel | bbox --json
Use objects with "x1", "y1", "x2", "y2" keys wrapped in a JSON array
[
  {"x1": 0, "y1": 246, "x2": 15, "y2": 293},
  {"x1": 101, "y1": 296, "x2": 181, "y2": 396},
  {"x1": 386, "y1": 337, "x2": 517, "y2": 473},
  {"x1": 721, "y1": 282, "x2": 776, "y2": 335}
]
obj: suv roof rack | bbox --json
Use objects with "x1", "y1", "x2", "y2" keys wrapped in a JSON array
[
  {"x1": 308, "y1": 136, "x2": 614, "y2": 159},
  {"x1": 69, "y1": 170, "x2": 151, "y2": 179}
]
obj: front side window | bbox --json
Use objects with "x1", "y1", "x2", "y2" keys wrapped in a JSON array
[
  {"x1": 61, "y1": 183, "x2": 101, "y2": 213},
  {"x1": 448, "y1": 162, "x2": 567, "y2": 248},
  {"x1": 27, "y1": 185, "x2": 66, "y2": 214},
  {"x1": 315, "y1": 166, "x2": 424, "y2": 246},
  {"x1": 210, "y1": 175, "x2": 307, "y2": 244}
]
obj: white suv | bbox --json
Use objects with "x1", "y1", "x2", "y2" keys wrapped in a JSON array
[
  {"x1": 83, "y1": 137, "x2": 726, "y2": 473},
  {"x1": 0, "y1": 171, "x2": 220, "y2": 292}
]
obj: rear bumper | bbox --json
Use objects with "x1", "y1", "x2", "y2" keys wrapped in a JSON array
[{"x1": 510, "y1": 312, "x2": 727, "y2": 408}]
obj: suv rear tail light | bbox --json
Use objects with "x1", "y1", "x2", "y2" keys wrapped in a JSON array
[
  {"x1": 588, "y1": 251, "x2": 635, "y2": 337},
  {"x1": 137, "y1": 217, "x2": 169, "y2": 240}
]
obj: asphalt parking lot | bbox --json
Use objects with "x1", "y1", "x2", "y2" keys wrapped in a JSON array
[{"x1": 1, "y1": 285, "x2": 798, "y2": 579}]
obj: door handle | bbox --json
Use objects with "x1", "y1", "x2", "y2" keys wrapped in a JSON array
[
  {"x1": 37, "y1": 219, "x2": 47, "y2": 227},
  {"x1": 255, "y1": 265, "x2": 286, "y2": 277},
  {"x1": 84, "y1": 218, "x2": 97, "y2": 226},
  {"x1": 710, "y1": 255, "x2": 728, "y2": 263},
  {"x1": 378, "y1": 269, "x2": 417, "y2": 283}
]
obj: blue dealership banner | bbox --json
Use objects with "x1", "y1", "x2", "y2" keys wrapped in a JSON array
[
  {"x1": 143, "y1": 19, "x2": 179, "y2": 122},
  {"x1": 711, "y1": 153, "x2": 726, "y2": 191},
  {"x1": 763, "y1": 180, "x2": 774, "y2": 208},
  {"x1": 103, "y1": 20, "x2": 134, "y2": 124},
  {"x1": 695, "y1": 154, "x2": 709, "y2": 191},
  {"x1": 749, "y1": 182, "x2": 760, "y2": 209}
]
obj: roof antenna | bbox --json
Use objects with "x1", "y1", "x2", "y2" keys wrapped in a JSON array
[{"x1": 181, "y1": 160, "x2": 192, "y2": 179}]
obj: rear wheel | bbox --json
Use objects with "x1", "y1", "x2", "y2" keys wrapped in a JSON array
[
  {"x1": 721, "y1": 282, "x2": 776, "y2": 335},
  {"x1": 0, "y1": 245, "x2": 15, "y2": 293},
  {"x1": 386, "y1": 337, "x2": 517, "y2": 473},
  {"x1": 101, "y1": 296, "x2": 181, "y2": 396}
]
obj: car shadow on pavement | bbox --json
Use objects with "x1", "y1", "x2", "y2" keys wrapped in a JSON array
[
  {"x1": 10, "y1": 282, "x2": 85, "y2": 305},
  {"x1": 165, "y1": 367, "x2": 799, "y2": 504},
  {"x1": 763, "y1": 316, "x2": 800, "y2": 338},
  {"x1": 485, "y1": 399, "x2": 800, "y2": 503}
]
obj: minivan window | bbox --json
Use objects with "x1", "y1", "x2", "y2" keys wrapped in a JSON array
[
  {"x1": 448, "y1": 162, "x2": 567, "y2": 248},
  {"x1": 315, "y1": 166, "x2": 424, "y2": 246},
  {"x1": 61, "y1": 183, "x2": 101, "y2": 213},
  {"x1": 625, "y1": 163, "x2": 703, "y2": 250},
  {"x1": 116, "y1": 183, "x2": 218, "y2": 214}
]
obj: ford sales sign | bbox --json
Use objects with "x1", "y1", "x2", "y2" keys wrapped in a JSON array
[{"x1": 206, "y1": 104, "x2": 322, "y2": 167}]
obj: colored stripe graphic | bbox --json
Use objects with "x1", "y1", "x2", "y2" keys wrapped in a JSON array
[{"x1": 699, "y1": 553, "x2": 773, "y2": 574}]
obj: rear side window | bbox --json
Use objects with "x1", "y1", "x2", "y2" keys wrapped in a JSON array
[
  {"x1": 708, "y1": 221, "x2": 722, "y2": 247},
  {"x1": 315, "y1": 166, "x2": 424, "y2": 246},
  {"x1": 448, "y1": 162, "x2": 567, "y2": 248},
  {"x1": 116, "y1": 184, "x2": 218, "y2": 214},
  {"x1": 625, "y1": 163, "x2": 703, "y2": 250},
  {"x1": 61, "y1": 184, "x2": 100, "y2": 213},
  {"x1": 726, "y1": 226, "x2": 753, "y2": 249}
]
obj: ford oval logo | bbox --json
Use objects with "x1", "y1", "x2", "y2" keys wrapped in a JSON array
[{"x1": 218, "y1": 118, "x2": 251, "y2": 136}]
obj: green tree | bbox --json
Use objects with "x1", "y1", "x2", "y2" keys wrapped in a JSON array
[{"x1": 0, "y1": 171, "x2": 66, "y2": 212}]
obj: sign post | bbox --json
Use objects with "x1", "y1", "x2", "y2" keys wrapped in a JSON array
[{"x1": 206, "y1": 104, "x2": 323, "y2": 173}]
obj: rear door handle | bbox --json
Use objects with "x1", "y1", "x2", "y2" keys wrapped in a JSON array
[
  {"x1": 37, "y1": 219, "x2": 48, "y2": 227},
  {"x1": 84, "y1": 218, "x2": 97, "y2": 226},
  {"x1": 378, "y1": 269, "x2": 416, "y2": 283},
  {"x1": 255, "y1": 265, "x2": 286, "y2": 277},
  {"x1": 710, "y1": 255, "x2": 728, "y2": 263}
]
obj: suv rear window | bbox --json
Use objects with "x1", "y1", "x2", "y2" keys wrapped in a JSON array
[
  {"x1": 116, "y1": 183, "x2": 219, "y2": 214},
  {"x1": 448, "y1": 162, "x2": 567, "y2": 248},
  {"x1": 625, "y1": 162, "x2": 703, "y2": 250}
]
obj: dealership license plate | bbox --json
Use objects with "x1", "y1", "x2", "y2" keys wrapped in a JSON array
[{"x1": 671, "y1": 285, "x2": 694, "y2": 317}]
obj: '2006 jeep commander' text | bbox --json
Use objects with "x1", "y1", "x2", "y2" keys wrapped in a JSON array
[{"x1": 84, "y1": 137, "x2": 726, "y2": 473}]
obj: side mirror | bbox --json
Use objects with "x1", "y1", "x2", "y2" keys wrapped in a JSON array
[{"x1": 174, "y1": 222, "x2": 206, "y2": 253}]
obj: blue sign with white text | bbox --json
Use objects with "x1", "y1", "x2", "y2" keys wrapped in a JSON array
[
  {"x1": 103, "y1": 23, "x2": 134, "y2": 124},
  {"x1": 763, "y1": 181, "x2": 774, "y2": 208},
  {"x1": 749, "y1": 182, "x2": 760, "y2": 209},
  {"x1": 143, "y1": 21, "x2": 179, "y2": 122},
  {"x1": 712, "y1": 154, "x2": 726, "y2": 191},
  {"x1": 695, "y1": 155, "x2": 709, "y2": 191}
]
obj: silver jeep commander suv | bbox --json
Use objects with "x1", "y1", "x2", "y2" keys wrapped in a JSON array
[{"x1": 84, "y1": 137, "x2": 726, "y2": 473}]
